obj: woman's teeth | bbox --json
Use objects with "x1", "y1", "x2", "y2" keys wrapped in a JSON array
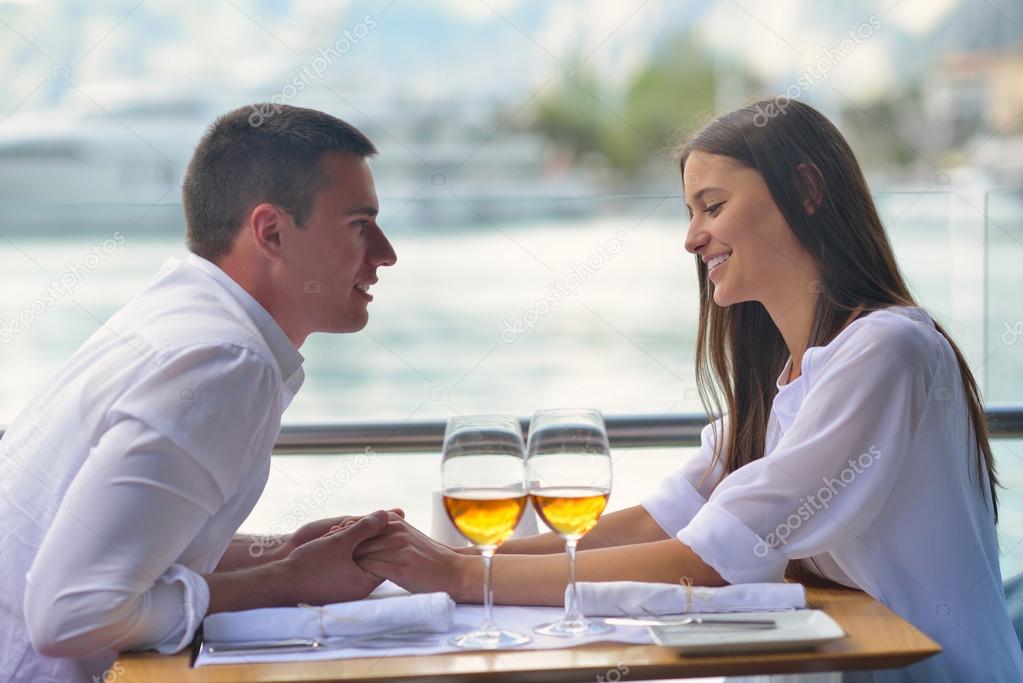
[{"x1": 707, "y1": 253, "x2": 731, "y2": 271}]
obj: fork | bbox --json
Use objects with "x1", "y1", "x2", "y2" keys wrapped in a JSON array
[
  {"x1": 204, "y1": 628, "x2": 431, "y2": 656},
  {"x1": 603, "y1": 615, "x2": 777, "y2": 628},
  {"x1": 604, "y1": 606, "x2": 777, "y2": 629}
]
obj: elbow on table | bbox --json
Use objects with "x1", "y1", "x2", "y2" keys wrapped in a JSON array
[
  {"x1": 672, "y1": 539, "x2": 730, "y2": 587},
  {"x1": 681, "y1": 560, "x2": 729, "y2": 587},
  {"x1": 24, "y1": 583, "x2": 138, "y2": 659},
  {"x1": 700, "y1": 569, "x2": 730, "y2": 587}
]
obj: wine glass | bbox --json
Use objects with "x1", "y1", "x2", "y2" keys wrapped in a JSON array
[
  {"x1": 526, "y1": 408, "x2": 613, "y2": 637},
  {"x1": 442, "y1": 414, "x2": 531, "y2": 649}
]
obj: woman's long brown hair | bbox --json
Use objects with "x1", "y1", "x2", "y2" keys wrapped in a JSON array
[{"x1": 678, "y1": 100, "x2": 999, "y2": 580}]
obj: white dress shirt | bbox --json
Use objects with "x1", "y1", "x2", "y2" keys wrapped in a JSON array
[
  {"x1": 0, "y1": 254, "x2": 304, "y2": 683},
  {"x1": 642, "y1": 306, "x2": 1023, "y2": 681}
]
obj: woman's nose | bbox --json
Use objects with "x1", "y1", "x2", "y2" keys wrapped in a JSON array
[{"x1": 684, "y1": 219, "x2": 708, "y2": 255}]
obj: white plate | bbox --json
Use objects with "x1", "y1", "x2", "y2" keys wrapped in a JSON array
[{"x1": 647, "y1": 609, "x2": 845, "y2": 655}]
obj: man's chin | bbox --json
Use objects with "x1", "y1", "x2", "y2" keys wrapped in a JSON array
[
  {"x1": 312, "y1": 311, "x2": 369, "y2": 335},
  {"x1": 338, "y1": 313, "x2": 369, "y2": 333}
]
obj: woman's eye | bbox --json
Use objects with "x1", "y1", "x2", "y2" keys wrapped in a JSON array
[{"x1": 703, "y1": 203, "x2": 724, "y2": 216}]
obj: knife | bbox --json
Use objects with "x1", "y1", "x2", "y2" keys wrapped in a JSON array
[
  {"x1": 205, "y1": 638, "x2": 321, "y2": 656},
  {"x1": 604, "y1": 616, "x2": 777, "y2": 629}
]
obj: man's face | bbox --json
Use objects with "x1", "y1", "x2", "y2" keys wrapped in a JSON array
[{"x1": 280, "y1": 151, "x2": 396, "y2": 335}]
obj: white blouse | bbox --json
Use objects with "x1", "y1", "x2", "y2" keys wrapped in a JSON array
[
  {"x1": 0, "y1": 255, "x2": 303, "y2": 683},
  {"x1": 643, "y1": 306, "x2": 1023, "y2": 681}
]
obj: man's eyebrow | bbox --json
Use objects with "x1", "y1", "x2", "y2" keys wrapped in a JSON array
[
  {"x1": 345, "y1": 206, "x2": 379, "y2": 217},
  {"x1": 683, "y1": 186, "x2": 725, "y2": 211}
]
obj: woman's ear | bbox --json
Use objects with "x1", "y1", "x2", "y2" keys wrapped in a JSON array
[{"x1": 795, "y1": 162, "x2": 824, "y2": 216}]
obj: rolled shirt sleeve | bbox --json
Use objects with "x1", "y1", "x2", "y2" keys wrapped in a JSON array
[
  {"x1": 641, "y1": 417, "x2": 727, "y2": 537},
  {"x1": 678, "y1": 317, "x2": 933, "y2": 584},
  {"x1": 24, "y1": 343, "x2": 278, "y2": 658}
]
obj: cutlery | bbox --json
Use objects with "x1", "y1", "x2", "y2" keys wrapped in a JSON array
[
  {"x1": 604, "y1": 616, "x2": 777, "y2": 629},
  {"x1": 204, "y1": 629, "x2": 429, "y2": 656}
]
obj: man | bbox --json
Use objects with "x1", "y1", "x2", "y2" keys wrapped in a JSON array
[{"x1": 0, "y1": 104, "x2": 398, "y2": 682}]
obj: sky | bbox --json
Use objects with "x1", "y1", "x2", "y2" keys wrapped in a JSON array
[{"x1": 0, "y1": 0, "x2": 982, "y2": 123}]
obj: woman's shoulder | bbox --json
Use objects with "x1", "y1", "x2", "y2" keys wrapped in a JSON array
[{"x1": 806, "y1": 306, "x2": 943, "y2": 379}]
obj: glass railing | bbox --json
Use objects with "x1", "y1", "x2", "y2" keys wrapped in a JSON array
[
  {"x1": 3, "y1": 189, "x2": 1022, "y2": 578},
  {"x1": 1, "y1": 189, "x2": 1020, "y2": 423}
]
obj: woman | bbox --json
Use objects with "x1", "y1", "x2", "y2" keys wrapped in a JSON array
[{"x1": 356, "y1": 100, "x2": 1023, "y2": 680}]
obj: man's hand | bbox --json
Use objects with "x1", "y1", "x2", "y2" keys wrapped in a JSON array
[
  {"x1": 278, "y1": 510, "x2": 394, "y2": 605},
  {"x1": 355, "y1": 518, "x2": 474, "y2": 600},
  {"x1": 278, "y1": 508, "x2": 404, "y2": 558}
]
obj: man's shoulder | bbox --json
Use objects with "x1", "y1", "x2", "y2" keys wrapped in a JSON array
[{"x1": 109, "y1": 266, "x2": 279, "y2": 375}]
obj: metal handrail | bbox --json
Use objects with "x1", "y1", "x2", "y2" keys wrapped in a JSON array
[
  {"x1": 2, "y1": 407, "x2": 1020, "y2": 454},
  {"x1": 272, "y1": 406, "x2": 1023, "y2": 454}
]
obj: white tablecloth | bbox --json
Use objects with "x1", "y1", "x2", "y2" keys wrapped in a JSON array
[{"x1": 194, "y1": 602, "x2": 652, "y2": 667}]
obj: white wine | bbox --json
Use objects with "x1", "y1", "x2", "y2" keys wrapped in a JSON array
[
  {"x1": 530, "y1": 486, "x2": 609, "y2": 538},
  {"x1": 443, "y1": 489, "x2": 527, "y2": 547}
]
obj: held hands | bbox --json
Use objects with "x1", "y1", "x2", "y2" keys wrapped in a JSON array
[
  {"x1": 265, "y1": 509, "x2": 469, "y2": 606},
  {"x1": 277, "y1": 509, "x2": 403, "y2": 605},
  {"x1": 277, "y1": 507, "x2": 405, "y2": 559},
  {"x1": 355, "y1": 518, "x2": 473, "y2": 601}
]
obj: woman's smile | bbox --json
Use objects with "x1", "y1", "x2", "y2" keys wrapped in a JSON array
[{"x1": 706, "y1": 252, "x2": 731, "y2": 282}]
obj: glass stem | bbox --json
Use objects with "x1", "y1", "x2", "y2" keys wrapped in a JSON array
[
  {"x1": 563, "y1": 538, "x2": 583, "y2": 624},
  {"x1": 480, "y1": 548, "x2": 498, "y2": 633}
]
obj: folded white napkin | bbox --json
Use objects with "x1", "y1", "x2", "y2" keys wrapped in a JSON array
[
  {"x1": 203, "y1": 592, "x2": 455, "y2": 643},
  {"x1": 574, "y1": 581, "x2": 806, "y2": 616}
]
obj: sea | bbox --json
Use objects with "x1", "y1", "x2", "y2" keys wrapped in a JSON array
[{"x1": 2, "y1": 190, "x2": 1022, "y2": 579}]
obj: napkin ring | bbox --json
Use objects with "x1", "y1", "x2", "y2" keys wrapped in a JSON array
[
  {"x1": 298, "y1": 603, "x2": 364, "y2": 637},
  {"x1": 679, "y1": 576, "x2": 712, "y2": 613}
]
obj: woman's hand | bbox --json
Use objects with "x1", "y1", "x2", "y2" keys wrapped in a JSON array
[
  {"x1": 355, "y1": 519, "x2": 476, "y2": 601},
  {"x1": 277, "y1": 508, "x2": 405, "y2": 559},
  {"x1": 277, "y1": 510, "x2": 395, "y2": 605},
  {"x1": 207, "y1": 510, "x2": 397, "y2": 613}
]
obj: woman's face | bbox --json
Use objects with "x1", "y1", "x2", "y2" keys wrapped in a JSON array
[{"x1": 683, "y1": 150, "x2": 819, "y2": 310}]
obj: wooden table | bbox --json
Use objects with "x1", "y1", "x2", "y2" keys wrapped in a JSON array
[{"x1": 114, "y1": 587, "x2": 940, "y2": 682}]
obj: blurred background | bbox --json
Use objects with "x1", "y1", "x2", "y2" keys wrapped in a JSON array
[{"x1": 1, "y1": 0, "x2": 1022, "y2": 574}]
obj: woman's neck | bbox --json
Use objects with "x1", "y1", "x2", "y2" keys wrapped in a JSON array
[
  {"x1": 767, "y1": 292, "x2": 818, "y2": 384},
  {"x1": 767, "y1": 292, "x2": 866, "y2": 384}
]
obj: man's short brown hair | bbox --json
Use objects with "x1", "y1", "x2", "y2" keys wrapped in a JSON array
[{"x1": 182, "y1": 104, "x2": 377, "y2": 261}]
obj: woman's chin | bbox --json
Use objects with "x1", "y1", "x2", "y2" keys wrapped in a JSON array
[
  {"x1": 711, "y1": 282, "x2": 754, "y2": 308},
  {"x1": 712, "y1": 286, "x2": 735, "y2": 307}
]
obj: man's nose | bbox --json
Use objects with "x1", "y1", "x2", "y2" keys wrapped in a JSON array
[{"x1": 371, "y1": 228, "x2": 397, "y2": 267}]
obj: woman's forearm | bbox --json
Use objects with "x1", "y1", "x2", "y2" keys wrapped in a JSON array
[
  {"x1": 498, "y1": 505, "x2": 669, "y2": 555},
  {"x1": 464, "y1": 539, "x2": 726, "y2": 606}
]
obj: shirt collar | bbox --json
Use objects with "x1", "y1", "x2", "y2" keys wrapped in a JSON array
[
  {"x1": 183, "y1": 253, "x2": 305, "y2": 386},
  {"x1": 773, "y1": 355, "x2": 809, "y2": 434}
]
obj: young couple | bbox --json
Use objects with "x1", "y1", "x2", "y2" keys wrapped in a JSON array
[{"x1": 2, "y1": 101, "x2": 1018, "y2": 682}]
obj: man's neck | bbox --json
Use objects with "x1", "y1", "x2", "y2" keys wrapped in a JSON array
[{"x1": 211, "y1": 253, "x2": 307, "y2": 349}]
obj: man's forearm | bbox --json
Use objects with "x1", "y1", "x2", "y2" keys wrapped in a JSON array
[
  {"x1": 214, "y1": 534, "x2": 286, "y2": 572},
  {"x1": 205, "y1": 561, "x2": 298, "y2": 613}
]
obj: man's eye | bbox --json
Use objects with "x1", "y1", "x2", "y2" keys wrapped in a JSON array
[{"x1": 703, "y1": 203, "x2": 724, "y2": 216}]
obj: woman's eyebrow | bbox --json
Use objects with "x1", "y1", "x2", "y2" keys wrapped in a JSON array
[{"x1": 684, "y1": 186, "x2": 725, "y2": 211}]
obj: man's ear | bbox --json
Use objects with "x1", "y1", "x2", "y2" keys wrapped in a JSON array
[
  {"x1": 795, "y1": 162, "x2": 824, "y2": 216},
  {"x1": 248, "y1": 203, "x2": 285, "y2": 259}
]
